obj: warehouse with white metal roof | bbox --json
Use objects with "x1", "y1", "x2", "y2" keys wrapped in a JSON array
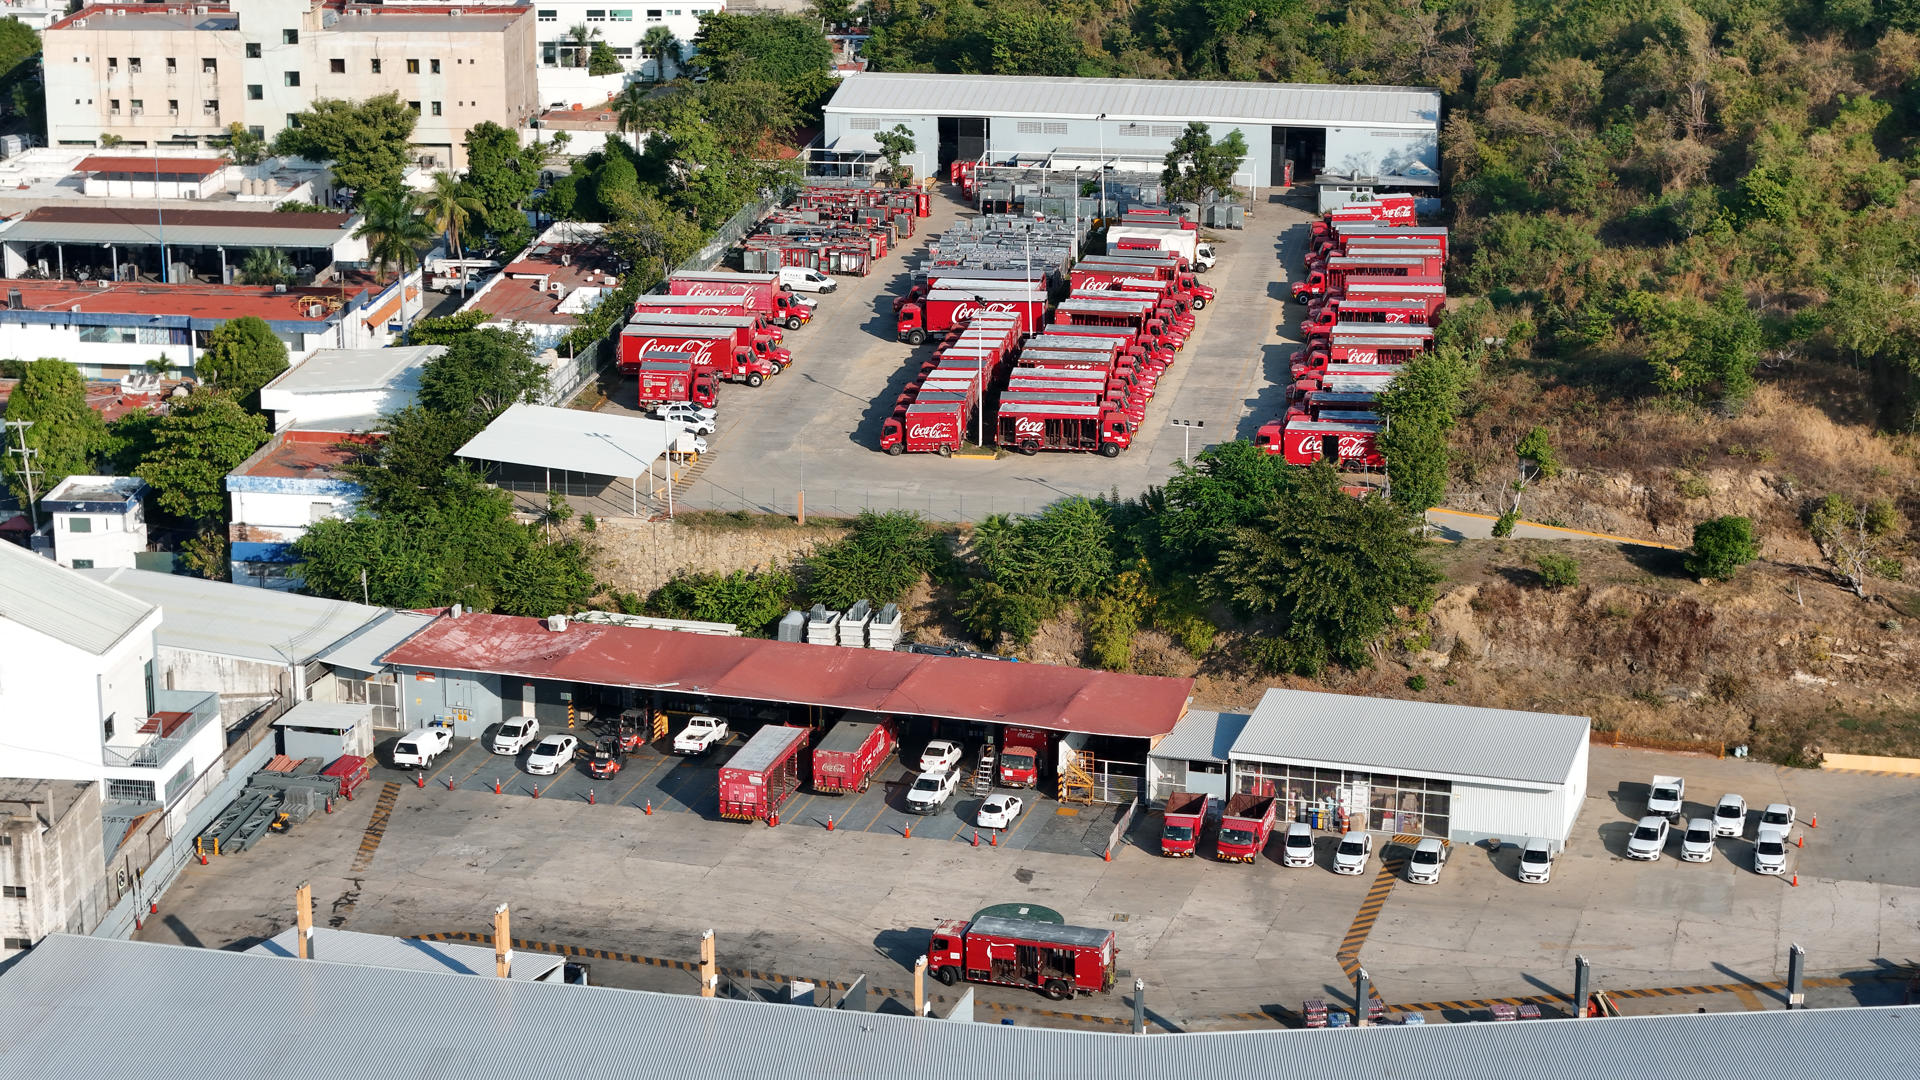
[
  {"x1": 1228, "y1": 688, "x2": 1590, "y2": 850},
  {"x1": 821, "y1": 72, "x2": 1441, "y2": 188},
  {"x1": 2, "y1": 935, "x2": 1914, "y2": 1080}
]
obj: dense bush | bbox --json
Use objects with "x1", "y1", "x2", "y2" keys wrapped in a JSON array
[
  {"x1": 648, "y1": 567, "x2": 797, "y2": 634},
  {"x1": 1685, "y1": 516, "x2": 1760, "y2": 581}
]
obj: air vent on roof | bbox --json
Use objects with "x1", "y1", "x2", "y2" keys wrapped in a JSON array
[
  {"x1": 274, "y1": 283, "x2": 287, "y2": 293},
  {"x1": 6, "y1": 289, "x2": 20, "y2": 309}
]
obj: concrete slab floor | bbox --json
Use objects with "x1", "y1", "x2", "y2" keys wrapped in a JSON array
[{"x1": 138, "y1": 743, "x2": 1920, "y2": 1030}]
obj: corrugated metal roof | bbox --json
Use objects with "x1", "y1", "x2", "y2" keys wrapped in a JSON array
[
  {"x1": 4, "y1": 936, "x2": 1918, "y2": 1080},
  {"x1": 1231, "y1": 689, "x2": 1589, "y2": 786},
  {"x1": 725, "y1": 724, "x2": 809, "y2": 773},
  {"x1": 245, "y1": 927, "x2": 564, "y2": 980},
  {"x1": 1149, "y1": 710, "x2": 1249, "y2": 764},
  {"x1": 271, "y1": 700, "x2": 371, "y2": 731},
  {"x1": 0, "y1": 206, "x2": 357, "y2": 248},
  {"x1": 0, "y1": 540, "x2": 155, "y2": 655},
  {"x1": 262, "y1": 345, "x2": 440, "y2": 395},
  {"x1": 82, "y1": 567, "x2": 385, "y2": 665},
  {"x1": 315, "y1": 609, "x2": 436, "y2": 674},
  {"x1": 826, "y1": 73, "x2": 1440, "y2": 129},
  {"x1": 455, "y1": 403, "x2": 679, "y2": 479},
  {"x1": 380, "y1": 613, "x2": 1193, "y2": 740}
]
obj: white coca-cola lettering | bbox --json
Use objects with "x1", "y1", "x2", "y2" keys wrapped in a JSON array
[
  {"x1": 1013, "y1": 417, "x2": 1045, "y2": 437},
  {"x1": 1385, "y1": 311, "x2": 1411, "y2": 322},
  {"x1": 907, "y1": 424, "x2": 955, "y2": 439},
  {"x1": 630, "y1": 337, "x2": 717, "y2": 361},
  {"x1": 1347, "y1": 350, "x2": 1379, "y2": 364},
  {"x1": 1339, "y1": 435, "x2": 1372, "y2": 458},
  {"x1": 953, "y1": 305, "x2": 979, "y2": 322},
  {"x1": 684, "y1": 285, "x2": 754, "y2": 298}
]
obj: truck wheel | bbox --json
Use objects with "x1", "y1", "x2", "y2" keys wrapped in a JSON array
[
  {"x1": 907, "y1": 329, "x2": 926, "y2": 345},
  {"x1": 1099, "y1": 442, "x2": 1121, "y2": 458},
  {"x1": 747, "y1": 372, "x2": 764, "y2": 388},
  {"x1": 935, "y1": 966, "x2": 958, "y2": 986},
  {"x1": 1191, "y1": 297, "x2": 1207, "y2": 311},
  {"x1": 1044, "y1": 979, "x2": 1072, "y2": 1001},
  {"x1": 1019, "y1": 444, "x2": 1038, "y2": 456},
  {"x1": 787, "y1": 316, "x2": 802, "y2": 330},
  {"x1": 885, "y1": 443, "x2": 904, "y2": 456},
  {"x1": 937, "y1": 444, "x2": 952, "y2": 457}
]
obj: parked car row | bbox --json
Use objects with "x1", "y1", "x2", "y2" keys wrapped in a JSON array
[{"x1": 1630, "y1": 774, "x2": 1802, "y2": 875}]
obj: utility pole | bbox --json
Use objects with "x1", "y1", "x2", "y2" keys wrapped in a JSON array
[
  {"x1": 4, "y1": 419, "x2": 41, "y2": 531},
  {"x1": 1170, "y1": 418, "x2": 1205, "y2": 462}
]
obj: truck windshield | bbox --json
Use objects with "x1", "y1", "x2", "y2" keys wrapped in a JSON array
[
  {"x1": 1633, "y1": 825, "x2": 1662, "y2": 841},
  {"x1": 1219, "y1": 828, "x2": 1253, "y2": 846},
  {"x1": 1163, "y1": 824, "x2": 1194, "y2": 842},
  {"x1": 1001, "y1": 752, "x2": 1035, "y2": 772},
  {"x1": 912, "y1": 777, "x2": 941, "y2": 792}
]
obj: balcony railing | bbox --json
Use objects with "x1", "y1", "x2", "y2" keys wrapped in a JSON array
[{"x1": 102, "y1": 688, "x2": 219, "y2": 769}]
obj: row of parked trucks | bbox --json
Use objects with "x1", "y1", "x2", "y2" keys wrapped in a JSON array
[
  {"x1": 882, "y1": 221, "x2": 1217, "y2": 457},
  {"x1": 616, "y1": 270, "x2": 821, "y2": 411},
  {"x1": 1251, "y1": 201, "x2": 1451, "y2": 467}
]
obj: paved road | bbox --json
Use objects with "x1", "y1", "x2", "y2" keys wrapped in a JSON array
[
  {"x1": 143, "y1": 743, "x2": 1920, "y2": 1029},
  {"x1": 604, "y1": 190, "x2": 1311, "y2": 521}
]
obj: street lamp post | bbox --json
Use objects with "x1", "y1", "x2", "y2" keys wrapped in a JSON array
[
  {"x1": 1096, "y1": 113, "x2": 1108, "y2": 220},
  {"x1": 1170, "y1": 418, "x2": 1205, "y2": 462}
]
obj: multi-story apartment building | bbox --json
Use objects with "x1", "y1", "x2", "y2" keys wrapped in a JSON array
[
  {"x1": 42, "y1": 0, "x2": 539, "y2": 170},
  {"x1": 518, "y1": 0, "x2": 721, "y2": 106}
]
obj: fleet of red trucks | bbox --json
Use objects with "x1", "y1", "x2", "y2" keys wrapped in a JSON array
[
  {"x1": 926, "y1": 915, "x2": 1117, "y2": 999},
  {"x1": 632, "y1": 353, "x2": 719, "y2": 409},
  {"x1": 810, "y1": 716, "x2": 896, "y2": 794},
  {"x1": 1216, "y1": 794, "x2": 1277, "y2": 863},
  {"x1": 718, "y1": 725, "x2": 810, "y2": 821},
  {"x1": 1161, "y1": 791, "x2": 1208, "y2": 857},
  {"x1": 618, "y1": 324, "x2": 776, "y2": 387},
  {"x1": 627, "y1": 311, "x2": 793, "y2": 369}
]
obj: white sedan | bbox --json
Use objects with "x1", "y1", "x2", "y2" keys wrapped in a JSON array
[
  {"x1": 525, "y1": 734, "x2": 578, "y2": 776},
  {"x1": 918, "y1": 740, "x2": 963, "y2": 775},
  {"x1": 977, "y1": 794, "x2": 1024, "y2": 830},
  {"x1": 1626, "y1": 816, "x2": 1669, "y2": 861}
]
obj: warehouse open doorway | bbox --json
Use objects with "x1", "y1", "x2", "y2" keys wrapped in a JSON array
[
  {"x1": 1272, "y1": 126, "x2": 1325, "y2": 187},
  {"x1": 939, "y1": 116, "x2": 989, "y2": 167}
]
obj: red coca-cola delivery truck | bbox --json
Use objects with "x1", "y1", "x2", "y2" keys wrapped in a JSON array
[
  {"x1": 1279, "y1": 418, "x2": 1385, "y2": 467},
  {"x1": 1074, "y1": 256, "x2": 1216, "y2": 305},
  {"x1": 1300, "y1": 299, "x2": 1437, "y2": 336},
  {"x1": 1162, "y1": 791, "x2": 1208, "y2": 857},
  {"x1": 926, "y1": 915, "x2": 1117, "y2": 1000},
  {"x1": 1011, "y1": 363, "x2": 1149, "y2": 413},
  {"x1": 619, "y1": 324, "x2": 775, "y2": 386},
  {"x1": 1017, "y1": 349, "x2": 1152, "y2": 399},
  {"x1": 880, "y1": 401, "x2": 971, "y2": 456},
  {"x1": 1030, "y1": 329, "x2": 1167, "y2": 371},
  {"x1": 1310, "y1": 235, "x2": 1444, "y2": 269},
  {"x1": 997, "y1": 726, "x2": 1049, "y2": 787},
  {"x1": 895, "y1": 270, "x2": 1053, "y2": 314},
  {"x1": 668, "y1": 270, "x2": 814, "y2": 329},
  {"x1": 718, "y1": 724, "x2": 810, "y2": 821},
  {"x1": 1289, "y1": 363, "x2": 1405, "y2": 402},
  {"x1": 1004, "y1": 384, "x2": 1143, "y2": 427},
  {"x1": 1308, "y1": 193, "x2": 1417, "y2": 240},
  {"x1": 1216, "y1": 794, "x2": 1277, "y2": 863},
  {"x1": 897, "y1": 289, "x2": 1045, "y2": 344},
  {"x1": 1310, "y1": 224, "x2": 1450, "y2": 264},
  {"x1": 811, "y1": 716, "x2": 895, "y2": 794},
  {"x1": 1071, "y1": 269, "x2": 1207, "y2": 312},
  {"x1": 997, "y1": 399, "x2": 1132, "y2": 456},
  {"x1": 1308, "y1": 278, "x2": 1446, "y2": 316},
  {"x1": 627, "y1": 312, "x2": 792, "y2": 368},
  {"x1": 1292, "y1": 256, "x2": 1441, "y2": 303},
  {"x1": 632, "y1": 354, "x2": 719, "y2": 409},
  {"x1": 1052, "y1": 298, "x2": 1174, "y2": 353},
  {"x1": 631, "y1": 294, "x2": 776, "y2": 334},
  {"x1": 1066, "y1": 290, "x2": 1190, "y2": 342}
]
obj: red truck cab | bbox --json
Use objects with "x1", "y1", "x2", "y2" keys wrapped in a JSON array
[
  {"x1": 927, "y1": 915, "x2": 1117, "y2": 1000},
  {"x1": 1216, "y1": 794, "x2": 1276, "y2": 862},
  {"x1": 996, "y1": 726, "x2": 1048, "y2": 787},
  {"x1": 1161, "y1": 791, "x2": 1207, "y2": 856}
]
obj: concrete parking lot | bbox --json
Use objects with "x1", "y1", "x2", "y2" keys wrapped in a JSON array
[
  {"x1": 141, "y1": 740, "x2": 1920, "y2": 1029},
  {"x1": 598, "y1": 189, "x2": 1311, "y2": 521}
]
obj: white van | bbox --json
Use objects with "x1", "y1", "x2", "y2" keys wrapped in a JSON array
[{"x1": 778, "y1": 267, "x2": 837, "y2": 294}]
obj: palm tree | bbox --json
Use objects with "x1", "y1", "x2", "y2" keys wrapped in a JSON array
[
  {"x1": 420, "y1": 172, "x2": 484, "y2": 296},
  {"x1": 353, "y1": 188, "x2": 432, "y2": 283},
  {"x1": 641, "y1": 24, "x2": 681, "y2": 83},
  {"x1": 565, "y1": 22, "x2": 600, "y2": 69},
  {"x1": 236, "y1": 247, "x2": 294, "y2": 286},
  {"x1": 613, "y1": 81, "x2": 651, "y2": 136}
]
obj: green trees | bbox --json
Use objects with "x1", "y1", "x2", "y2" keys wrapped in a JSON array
[
  {"x1": 1809, "y1": 495, "x2": 1902, "y2": 598},
  {"x1": 416, "y1": 327, "x2": 546, "y2": 423},
  {"x1": 641, "y1": 25, "x2": 683, "y2": 81},
  {"x1": 690, "y1": 12, "x2": 835, "y2": 102},
  {"x1": 649, "y1": 567, "x2": 798, "y2": 632},
  {"x1": 134, "y1": 390, "x2": 269, "y2": 521},
  {"x1": 0, "y1": 359, "x2": 106, "y2": 506},
  {"x1": 805, "y1": 510, "x2": 943, "y2": 608},
  {"x1": 0, "y1": 17, "x2": 41, "y2": 136},
  {"x1": 420, "y1": 171, "x2": 485, "y2": 292},
  {"x1": 1685, "y1": 516, "x2": 1759, "y2": 582},
  {"x1": 237, "y1": 247, "x2": 295, "y2": 286},
  {"x1": 272, "y1": 94, "x2": 419, "y2": 200},
  {"x1": 1378, "y1": 347, "x2": 1473, "y2": 512},
  {"x1": 1533, "y1": 552, "x2": 1579, "y2": 588},
  {"x1": 1208, "y1": 464, "x2": 1440, "y2": 676},
  {"x1": 353, "y1": 188, "x2": 432, "y2": 281},
  {"x1": 873, "y1": 124, "x2": 916, "y2": 186},
  {"x1": 1160, "y1": 122, "x2": 1248, "y2": 205},
  {"x1": 588, "y1": 40, "x2": 624, "y2": 76},
  {"x1": 462, "y1": 121, "x2": 546, "y2": 254},
  {"x1": 196, "y1": 316, "x2": 289, "y2": 408},
  {"x1": 217, "y1": 121, "x2": 268, "y2": 165}
]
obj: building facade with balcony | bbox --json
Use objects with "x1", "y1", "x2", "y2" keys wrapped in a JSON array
[
  {"x1": 521, "y1": 0, "x2": 721, "y2": 107},
  {"x1": 40, "y1": 475, "x2": 148, "y2": 571},
  {"x1": 0, "y1": 540, "x2": 223, "y2": 814},
  {"x1": 42, "y1": 0, "x2": 540, "y2": 170}
]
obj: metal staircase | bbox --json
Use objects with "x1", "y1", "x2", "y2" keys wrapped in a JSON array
[
  {"x1": 971, "y1": 745, "x2": 996, "y2": 796},
  {"x1": 1058, "y1": 749, "x2": 1096, "y2": 805}
]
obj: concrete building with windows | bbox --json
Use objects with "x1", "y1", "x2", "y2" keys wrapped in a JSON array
[
  {"x1": 523, "y1": 0, "x2": 722, "y2": 106},
  {"x1": 1227, "y1": 689, "x2": 1590, "y2": 851},
  {"x1": 256, "y1": 344, "x2": 436, "y2": 431},
  {"x1": 0, "y1": 541, "x2": 224, "y2": 815},
  {"x1": 821, "y1": 72, "x2": 1441, "y2": 189},
  {"x1": 225, "y1": 429, "x2": 374, "y2": 588},
  {"x1": 41, "y1": 0, "x2": 540, "y2": 170},
  {"x1": 40, "y1": 475, "x2": 148, "y2": 570},
  {"x1": 0, "y1": 780, "x2": 106, "y2": 959}
]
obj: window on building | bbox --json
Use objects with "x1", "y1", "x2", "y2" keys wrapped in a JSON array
[
  {"x1": 109, "y1": 98, "x2": 121, "y2": 114},
  {"x1": 537, "y1": 7, "x2": 556, "y2": 18},
  {"x1": 586, "y1": 8, "x2": 606, "y2": 19},
  {"x1": 202, "y1": 57, "x2": 216, "y2": 74},
  {"x1": 0, "y1": 835, "x2": 11, "y2": 846},
  {"x1": 129, "y1": 99, "x2": 143, "y2": 115},
  {"x1": 248, "y1": 125, "x2": 265, "y2": 140},
  {"x1": 166, "y1": 57, "x2": 177, "y2": 74},
  {"x1": 107, "y1": 56, "x2": 118, "y2": 70},
  {"x1": 337, "y1": 675, "x2": 401, "y2": 731},
  {"x1": 247, "y1": 84, "x2": 263, "y2": 100},
  {"x1": 167, "y1": 99, "x2": 179, "y2": 115},
  {"x1": 407, "y1": 100, "x2": 421, "y2": 113},
  {"x1": 430, "y1": 58, "x2": 440, "y2": 73},
  {"x1": 330, "y1": 58, "x2": 344, "y2": 73},
  {"x1": 106, "y1": 778, "x2": 155, "y2": 803},
  {"x1": 406, "y1": 58, "x2": 420, "y2": 73},
  {"x1": 67, "y1": 516, "x2": 92, "y2": 533},
  {"x1": 2, "y1": 938, "x2": 31, "y2": 950},
  {"x1": 284, "y1": 71, "x2": 300, "y2": 86},
  {"x1": 286, "y1": 113, "x2": 300, "y2": 129},
  {"x1": 2, "y1": 886, "x2": 27, "y2": 899},
  {"x1": 610, "y1": 8, "x2": 632, "y2": 19},
  {"x1": 103, "y1": 714, "x2": 114, "y2": 742},
  {"x1": 370, "y1": 58, "x2": 381, "y2": 73},
  {"x1": 646, "y1": 8, "x2": 661, "y2": 18},
  {"x1": 203, "y1": 99, "x2": 219, "y2": 116},
  {"x1": 540, "y1": 43, "x2": 557, "y2": 65},
  {"x1": 128, "y1": 57, "x2": 141, "y2": 73},
  {"x1": 282, "y1": 28, "x2": 299, "y2": 44},
  {"x1": 164, "y1": 760, "x2": 195, "y2": 804},
  {"x1": 246, "y1": 43, "x2": 261, "y2": 58},
  {"x1": 72, "y1": 559, "x2": 94, "y2": 569},
  {"x1": 612, "y1": 46, "x2": 632, "y2": 59},
  {"x1": 430, "y1": 101, "x2": 442, "y2": 116}
]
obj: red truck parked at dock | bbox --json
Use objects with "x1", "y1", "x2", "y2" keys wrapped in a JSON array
[
  {"x1": 926, "y1": 915, "x2": 1117, "y2": 1000},
  {"x1": 668, "y1": 270, "x2": 814, "y2": 329},
  {"x1": 1216, "y1": 794, "x2": 1277, "y2": 862},
  {"x1": 897, "y1": 289, "x2": 1045, "y2": 344},
  {"x1": 1161, "y1": 791, "x2": 1208, "y2": 856},
  {"x1": 632, "y1": 354, "x2": 719, "y2": 409},
  {"x1": 811, "y1": 716, "x2": 895, "y2": 794},
  {"x1": 717, "y1": 725, "x2": 809, "y2": 821}
]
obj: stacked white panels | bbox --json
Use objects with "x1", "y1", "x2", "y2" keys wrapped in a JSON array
[
  {"x1": 839, "y1": 600, "x2": 872, "y2": 647},
  {"x1": 868, "y1": 604, "x2": 902, "y2": 650},
  {"x1": 805, "y1": 605, "x2": 841, "y2": 645}
]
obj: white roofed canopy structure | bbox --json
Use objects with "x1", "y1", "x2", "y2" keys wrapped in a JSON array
[{"x1": 454, "y1": 403, "x2": 688, "y2": 518}]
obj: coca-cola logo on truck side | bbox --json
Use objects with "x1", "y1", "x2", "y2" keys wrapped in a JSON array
[
  {"x1": 629, "y1": 337, "x2": 719, "y2": 360},
  {"x1": 684, "y1": 285, "x2": 752, "y2": 298},
  {"x1": 908, "y1": 423, "x2": 956, "y2": 439},
  {"x1": 1013, "y1": 417, "x2": 1045, "y2": 437}
]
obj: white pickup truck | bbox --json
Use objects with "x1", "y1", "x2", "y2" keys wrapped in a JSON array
[
  {"x1": 1647, "y1": 775, "x2": 1686, "y2": 822},
  {"x1": 391, "y1": 725, "x2": 453, "y2": 769},
  {"x1": 673, "y1": 716, "x2": 729, "y2": 755}
]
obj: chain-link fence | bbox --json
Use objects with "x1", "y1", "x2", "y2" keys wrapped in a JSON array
[
  {"x1": 684, "y1": 185, "x2": 799, "y2": 273},
  {"x1": 662, "y1": 478, "x2": 1086, "y2": 523}
]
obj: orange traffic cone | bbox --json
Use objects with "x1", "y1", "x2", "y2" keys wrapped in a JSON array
[
  {"x1": 1103, "y1": 848, "x2": 1112, "y2": 862},
  {"x1": 415, "y1": 772, "x2": 426, "y2": 788},
  {"x1": 532, "y1": 783, "x2": 541, "y2": 799},
  {"x1": 826, "y1": 816, "x2": 835, "y2": 831},
  {"x1": 904, "y1": 822, "x2": 912, "y2": 839},
  {"x1": 972, "y1": 831, "x2": 979, "y2": 847},
  {"x1": 1790, "y1": 874, "x2": 1798, "y2": 887},
  {"x1": 494, "y1": 779, "x2": 501, "y2": 794},
  {"x1": 1797, "y1": 835, "x2": 1803, "y2": 848},
  {"x1": 1809, "y1": 814, "x2": 1817, "y2": 828},
  {"x1": 990, "y1": 831, "x2": 998, "y2": 847},
  {"x1": 645, "y1": 800, "x2": 653, "y2": 815}
]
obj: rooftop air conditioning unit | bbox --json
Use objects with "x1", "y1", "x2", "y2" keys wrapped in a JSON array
[{"x1": 546, "y1": 614, "x2": 568, "y2": 632}]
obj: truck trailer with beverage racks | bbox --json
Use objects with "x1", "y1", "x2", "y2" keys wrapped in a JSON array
[
  {"x1": 718, "y1": 725, "x2": 810, "y2": 821},
  {"x1": 925, "y1": 915, "x2": 1118, "y2": 1000}
]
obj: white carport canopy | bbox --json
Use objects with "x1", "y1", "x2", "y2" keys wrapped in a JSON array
[{"x1": 455, "y1": 403, "x2": 683, "y2": 516}]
